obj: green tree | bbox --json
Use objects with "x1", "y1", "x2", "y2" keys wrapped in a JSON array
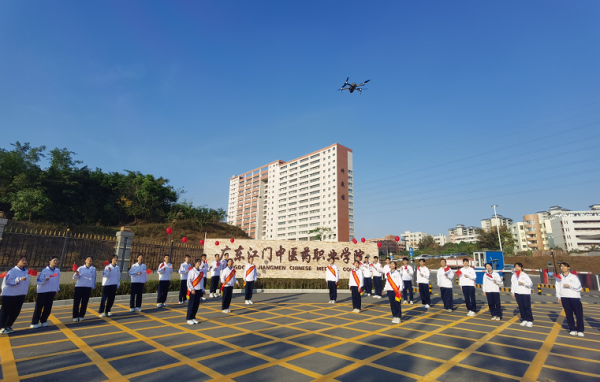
[
  {"x1": 9, "y1": 188, "x2": 51, "y2": 221},
  {"x1": 308, "y1": 227, "x2": 332, "y2": 241},
  {"x1": 476, "y1": 226, "x2": 515, "y2": 254},
  {"x1": 417, "y1": 235, "x2": 437, "y2": 250}
]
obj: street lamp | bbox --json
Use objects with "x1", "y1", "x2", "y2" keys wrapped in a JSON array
[{"x1": 491, "y1": 205, "x2": 503, "y2": 252}]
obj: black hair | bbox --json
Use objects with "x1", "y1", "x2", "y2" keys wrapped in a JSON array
[
  {"x1": 85, "y1": 256, "x2": 93, "y2": 261},
  {"x1": 201, "y1": 254, "x2": 207, "y2": 258},
  {"x1": 164, "y1": 254, "x2": 170, "y2": 258},
  {"x1": 560, "y1": 262, "x2": 570, "y2": 268},
  {"x1": 463, "y1": 258, "x2": 470, "y2": 263},
  {"x1": 374, "y1": 256, "x2": 378, "y2": 259},
  {"x1": 419, "y1": 259, "x2": 425, "y2": 263},
  {"x1": 16, "y1": 255, "x2": 28, "y2": 264},
  {"x1": 514, "y1": 262, "x2": 523, "y2": 268},
  {"x1": 50, "y1": 255, "x2": 59, "y2": 261},
  {"x1": 184, "y1": 254, "x2": 190, "y2": 258},
  {"x1": 402, "y1": 257, "x2": 409, "y2": 261},
  {"x1": 440, "y1": 259, "x2": 447, "y2": 264},
  {"x1": 484, "y1": 262, "x2": 493, "y2": 268},
  {"x1": 195, "y1": 259, "x2": 202, "y2": 264},
  {"x1": 112, "y1": 255, "x2": 118, "y2": 260}
]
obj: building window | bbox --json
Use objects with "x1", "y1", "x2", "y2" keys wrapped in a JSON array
[{"x1": 341, "y1": 195, "x2": 345, "y2": 200}]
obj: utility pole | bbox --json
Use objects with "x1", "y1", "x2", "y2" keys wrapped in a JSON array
[{"x1": 491, "y1": 205, "x2": 503, "y2": 252}]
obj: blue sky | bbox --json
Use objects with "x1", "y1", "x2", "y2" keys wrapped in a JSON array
[{"x1": 1, "y1": 1, "x2": 599, "y2": 238}]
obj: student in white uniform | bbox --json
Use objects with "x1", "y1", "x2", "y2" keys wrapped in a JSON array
[
  {"x1": 243, "y1": 256, "x2": 258, "y2": 305},
  {"x1": 511, "y1": 262, "x2": 534, "y2": 327},
  {"x1": 384, "y1": 260, "x2": 404, "y2": 323},
  {"x1": 178, "y1": 255, "x2": 191, "y2": 304},
  {"x1": 31, "y1": 256, "x2": 60, "y2": 328},
  {"x1": 437, "y1": 259, "x2": 454, "y2": 312},
  {"x1": 362, "y1": 255, "x2": 373, "y2": 296},
  {"x1": 129, "y1": 255, "x2": 147, "y2": 312},
  {"x1": 0, "y1": 256, "x2": 30, "y2": 334},
  {"x1": 556, "y1": 262, "x2": 584, "y2": 337},
  {"x1": 99, "y1": 255, "x2": 120, "y2": 317},
  {"x1": 372, "y1": 256, "x2": 383, "y2": 299},
  {"x1": 73, "y1": 256, "x2": 96, "y2": 322},
  {"x1": 482, "y1": 262, "x2": 504, "y2": 321},
  {"x1": 220, "y1": 259, "x2": 238, "y2": 313},
  {"x1": 200, "y1": 254, "x2": 208, "y2": 301},
  {"x1": 209, "y1": 254, "x2": 222, "y2": 298},
  {"x1": 186, "y1": 259, "x2": 205, "y2": 325},
  {"x1": 349, "y1": 260, "x2": 364, "y2": 313},
  {"x1": 156, "y1": 254, "x2": 173, "y2": 308},
  {"x1": 325, "y1": 257, "x2": 339, "y2": 303},
  {"x1": 416, "y1": 259, "x2": 431, "y2": 308},
  {"x1": 400, "y1": 257, "x2": 414, "y2": 304},
  {"x1": 458, "y1": 258, "x2": 477, "y2": 316}
]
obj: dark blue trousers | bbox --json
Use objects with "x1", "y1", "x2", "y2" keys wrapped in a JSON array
[
  {"x1": 364, "y1": 277, "x2": 372, "y2": 295},
  {"x1": 374, "y1": 276, "x2": 382, "y2": 296},
  {"x1": 462, "y1": 286, "x2": 476, "y2": 312},
  {"x1": 441, "y1": 287, "x2": 453, "y2": 310},
  {"x1": 515, "y1": 293, "x2": 533, "y2": 322},
  {"x1": 562, "y1": 297, "x2": 584, "y2": 332},
  {"x1": 419, "y1": 283, "x2": 431, "y2": 305},
  {"x1": 328, "y1": 281, "x2": 337, "y2": 301},
  {"x1": 350, "y1": 286, "x2": 361, "y2": 310},
  {"x1": 402, "y1": 280, "x2": 413, "y2": 301},
  {"x1": 245, "y1": 281, "x2": 255, "y2": 300},
  {"x1": 186, "y1": 290, "x2": 201, "y2": 320},
  {"x1": 387, "y1": 291, "x2": 402, "y2": 318},
  {"x1": 486, "y1": 292, "x2": 502, "y2": 318}
]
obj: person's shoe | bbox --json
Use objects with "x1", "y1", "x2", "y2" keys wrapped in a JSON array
[
  {"x1": 391, "y1": 318, "x2": 397, "y2": 323},
  {"x1": 30, "y1": 323, "x2": 41, "y2": 329},
  {"x1": 192, "y1": 319, "x2": 199, "y2": 324},
  {"x1": 135, "y1": 307, "x2": 141, "y2": 312},
  {"x1": 421, "y1": 304, "x2": 426, "y2": 308},
  {"x1": 41, "y1": 322, "x2": 49, "y2": 327},
  {"x1": 467, "y1": 311, "x2": 472, "y2": 317},
  {"x1": 0, "y1": 328, "x2": 6, "y2": 334},
  {"x1": 249, "y1": 300, "x2": 253, "y2": 304},
  {"x1": 72, "y1": 318, "x2": 79, "y2": 322},
  {"x1": 578, "y1": 332, "x2": 584, "y2": 337},
  {"x1": 245, "y1": 300, "x2": 249, "y2": 305},
  {"x1": 425, "y1": 304, "x2": 430, "y2": 308},
  {"x1": 107, "y1": 312, "x2": 113, "y2": 317},
  {"x1": 446, "y1": 309, "x2": 452, "y2": 312},
  {"x1": 403, "y1": 300, "x2": 407, "y2": 304},
  {"x1": 5, "y1": 328, "x2": 14, "y2": 334},
  {"x1": 331, "y1": 300, "x2": 335, "y2": 304},
  {"x1": 99, "y1": 313, "x2": 106, "y2": 318},
  {"x1": 569, "y1": 331, "x2": 577, "y2": 336},
  {"x1": 520, "y1": 321, "x2": 527, "y2": 326},
  {"x1": 130, "y1": 308, "x2": 135, "y2": 312},
  {"x1": 79, "y1": 317, "x2": 84, "y2": 322},
  {"x1": 157, "y1": 303, "x2": 162, "y2": 308},
  {"x1": 496, "y1": 317, "x2": 502, "y2": 321},
  {"x1": 526, "y1": 321, "x2": 533, "y2": 328},
  {"x1": 409, "y1": 301, "x2": 414, "y2": 305},
  {"x1": 201, "y1": 297, "x2": 206, "y2": 301},
  {"x1": 491, "y1": 316, "x2": 496, "y2": 321},
  {"x1": 222, "y1": 309, "x2": 228, "y2": 313},
  {"x1": 162, "y1": 303, "x2": 168, "y2": 307},
  {"x1": 179, "y1": 301, "x2": 184, "y2": 305},
  {"x1": 210, "y1": 293, "x2": 215, "y2": 298},
  {"x1": 187, "y1": 320, "x2": 195, "y2": 325}
]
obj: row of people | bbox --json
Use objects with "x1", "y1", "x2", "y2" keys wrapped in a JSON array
[{"x1": 0, "y1": 255, "x2": 585, "y2": 336}]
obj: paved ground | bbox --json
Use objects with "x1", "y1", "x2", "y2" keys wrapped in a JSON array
[{"x1": 1, "y1": 287, "x2": 599, "y2": 382}]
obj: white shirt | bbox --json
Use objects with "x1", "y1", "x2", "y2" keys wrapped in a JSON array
[
  {"x1": 382, "y1": 264, "x2": 390, "y2": 276},
  {"x1": 400, "y1": 265, "x2": 414, "y2": 281},
  {"x1": 362, "y1": 262, "x2": 372, "y2": 277},
  {"x1": 187, "y1": 267, "x2": 206, "y2": 291},
  {"x1": 157, "y1": 262, "x2": 174, "y2": 281},
  {"x1": 209, "y1": 260, "x2": 223, "y2": 277},
  {"x1": 102, "y1": 264, "x2": 120, "y2": 287},
  {"x1": 349, "y1": 268, "x2": 364, "y2": 288},
  {"x1": 416, "y1": 266, "x2": 430, "y2": 284},
  {"x1": 73, "y1": 266, "x2": 96, "y2": 289},
  {"x1": 1, "y1": 266, "x2": 30, "y2": 296},
  {"x1": 482, "y1": 271, "x2": 503, "y2": 293},
  {"x1": 243, "y1": 263, "x2": 258, "y2": 282},
  {"x1": 556, "y1": 272, "x2": 582, "y2": 299},
  {"x1": 437, "y1": 267, "x2": 455, "y2": 288},
  {"x1": 220, "y1": 267, "x2": 237, "y2": 287},
  {"x1": 325, "y1": 264, "x2": 339, "y2": 282},
  {"x1": 129, "y1": 263, "x2": 148, "y2": 283},
  {"x1": 179, "y1": 262, "x2": 191, "y2": 280},
  {"x1": 37, "y1": 266, "x2": 60, "y2": 294},
  {"x1": 458, "y1": 266, "x2": 477, "y2": 287},
  {"x1": 511, "y1": 271, "x2": 533, "y2": 295},
  {"x1": 384, "y1": 270, "x2": 404, "y2": 292},
  {"x1": 372, "y1": 262, "x2": 382, "y2": 277}
]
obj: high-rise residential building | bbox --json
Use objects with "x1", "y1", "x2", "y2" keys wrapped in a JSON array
[
  {"x1": 433, "y1": 234, "x2": 448, "y2": 246},
  {"x1": 510, "y1": 222, "x2": 528, "y2": 251},
  {"x1": 550, "y1": 205, "x2": 600, "y2": 251},
  {"x1": 447, "y1": 224, "x2": 478, "y2": 236},
  {"x1": 227, "y1": 143, "x2": 354, "y2": 242},
  {"x1": 481, "y1": 215, "x2": 513, "y2": 231},
  {"x1": 401, "y1": 231, "x2": 428, "y2": 250},
  {"x1": 521, "y1": 207, "x2": 571, "y2": 251}
]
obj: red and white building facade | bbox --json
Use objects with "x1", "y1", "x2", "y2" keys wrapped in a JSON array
[{"x1": 227, "y1": 143, "x2": 354, "y2": 242}]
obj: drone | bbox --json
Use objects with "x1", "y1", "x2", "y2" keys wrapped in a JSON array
[{"x1": 338, "y1": 77, "x2": 370, "y2": 95}]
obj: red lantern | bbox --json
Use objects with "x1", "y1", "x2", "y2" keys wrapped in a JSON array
[
  {"x1": 230, "y1": 238, "x2": 235, "y2": 243},
  {"x1": 395, "y1": 236, "x2": 400, "y2": 242},
  {"x1": 182, "y1": 237, "x2": 188, "y2": 243},
  {"x1": 352, "y1": 238, "x2": 357, "y2": 244},
  {"x1": 166, "y1": 227, "x2": 172, "y2": 234},
  {"x1": 215, "y1": 241, "x2": 220, "y2": 246},
  {"x1": 377, "y1": 242, "x2": 382, "y2": 248},
  {"x1": 199, "y1": 240, "x2": 205, "y2": 245},
  {"x1": 361, "y1": 238, "x2": 365, "y2": 243}
]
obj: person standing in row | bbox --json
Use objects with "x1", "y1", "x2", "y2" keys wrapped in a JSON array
[
  {"x1": 220, "y1": 259, "x2": 238, "y2": 313},
  {"x1": 73, "y1": 256, "x2": 96, "y2": 322},
  {"x1": 178, "y1": 255, "x2": 191, "y2": 304},
  {"x1": 349, "y1": 260, "x2": 364, "y2": 313},
  {"x1": 99, "y1": 255, "x2": 120, "y2": 317},
  {"x1": 437, "y1": 259, "x2": 454, "y2": 312},
  {"x1": 458, "y1": 258, "x2": 477, "y2": 316},
  {"x1": 384, "y1": 260, "x2": 404, "y2": 323},
  {"x1": 209, "y1": 254, "x2": 222, "y2": 298},
  {"x1": 129, "y1": 255, "x2": 147, "y2": 312},
  {"x1": 0, "y1": 256, "x2": 30, "y2": 334},
  {"x1": 372, "y1": 256, "x2": 383, "y2": 299},
  {"x1": 400, "y1": 258, "x2": 414, "y2": 305},
  {"x1": 482, "y1": 262, "x2": 504, "y2": 321},
  {"x1": 362, "y1": 255, "x2": 372, "y2": 297},
  {"x1": 30, "y1": 256, "x2": 60, "y2": 329},
  {"x1": 556, "y1": 262, "x2": 584, "y2": 337},
  {"x1": 156, "y1": 255, "x2": 173, "y2": 308},
  {"x1": 200, "y1": 254, "x2": 208, "y2": 301},
  {"x1": 325, "y1": 257, "x2": 339, "y2": 304},
  {"x1": 416, "y1": 259, "x2": 431, "y2": 308},
  {"x1": 512, "y1": 262, "x2": 534, "y2": 327},
  {"x1": 243, "y1": 256, "x2": 257, "y2": 305},
  {"x1": 186, "y1": 259, "x2": 205, "y2": 325}
]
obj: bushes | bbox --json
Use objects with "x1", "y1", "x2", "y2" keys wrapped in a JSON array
[{"x1": 7, "y1": 278, "x2": 351, "y2": 303}]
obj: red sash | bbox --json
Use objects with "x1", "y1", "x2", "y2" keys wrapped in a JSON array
[
  {"x1": 386, "y1": 272, "x2": 402, "y2": 302},
  {"x1": 485, "y1": 272, "x2": 493, "y2": 279},
  {"x1": 221, "y1": 269, "x2": 236, "y2": 292},
  {"x1": 327, "y1": 266, "x2": 337, "y2": 278},
  {"x1": 352, "y1": 270, "x2": 363, "y2": 295},
  {"x1": 244, "y1": 265, "x2": 255, "y2": 287},
  {"x1": 187, "y1": 271, "x2": 204, "y2": 299}
]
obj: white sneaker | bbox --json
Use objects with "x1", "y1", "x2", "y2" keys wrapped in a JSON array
[
  {"x1": 187, "y1": 320, "x2": 195, "y2": 325},
  {"x1": 249, "y1": 301, "x2": 253, "y2": 304},
  {"x1": 157, "y1": 304, "x2": 162, "y2": 308},
  {"x1": 569, "y1": 331, "x2": 577, "y2": 336},
  {"x1": 520, "y1": 321, "x2": 527, "y2": 326},
  {"x1": 162, "y1": 303, "x2": 168, "y2": 307},
  {"x1": 135, "y1": 307, "x2": 141, "y2": 312},
  {"x1": 179, "y1": 301, "x2": 184, "y2": 305},
  {"x1": 107, "y1": 312, "x2": 113, "y2": 317},
  {"x1": 466, "y1": 312, "x2": 472, "y2": 317},
  {"x1": 331, "y1": 300, "x2": 335, "y2": 304},
  {"x1": 42, "y1": 322, "x2": 48, "y2": 327},
  {"x1": 578, "y1": 332, "x2": 584, "y2": 337},
  {"x1": 209, "y1": 293, "x2": 213, "y2": 298},
  {"x1": 201, "y1": 297, "x2": 206, "y2": 301},
  {"x1": 0, "y1": 329, "x2": 5, "y2": 334},
  {"x1": 78, "y1": 317, "x2": 84, "y2": 322},
  {"x1": 245, "y1": 300, "x2": 249, "y2": 305},
  {"x1": 409, "y1": 301, "x2": 414, "y2": 305},
  {"x1": 491, "y1": 316, "x2": 496, "y2": 321},
  {"x1": 192, "y1": 319, "x2": 199, "y2": 324},
  {"x1": 391, "y1": 318, "x2": 397, "y2": 323},
  {"x1": 30, "y1": 323, "x2": 41, "y2": 329},
  {"x1": 130, "y1": 308, "x2": 135, "y2": 312},
  {"x1": 496, "y1": 317, "x2": 501, "y2": 321},
  {"x1": 99, "y1": 313, "x2": 106, "y2": 318},
  {"x1": 72, "y1": 318, "x2": 79, "y2": 322},
  {"x1": 403, "y1": 300, "x2": 408, "y2": 304},
  {"x1": 526, "y1": 321, "x2": 533, "y2": 328},
  {"x1": 425, "y1": 304, "x2": 430, "y2": 309},
  {"x1": 421, "y1": 305, "x2": 426, "y2": 308}
]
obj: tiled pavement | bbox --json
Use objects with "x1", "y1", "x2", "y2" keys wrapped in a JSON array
[{"x1": 1, "y1": 291, "x2": 599, "y2": 382}]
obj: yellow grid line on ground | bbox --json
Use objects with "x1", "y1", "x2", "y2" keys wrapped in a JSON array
[
  {"x1": 521, "y1": 310, "x2": 566, "y2": 382},
  {"x1": 0, "y1": 336, "x2": 19, "y2": 382}
]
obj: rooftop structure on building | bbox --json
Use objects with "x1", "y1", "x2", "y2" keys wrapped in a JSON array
[
  {"x1": 481, "y1": 215, "x2": 513, "y2": 231},
  {"x1": 227, "y1": 143, "x2": 353, "y2": 242},
  {"x1": 549, "y1": 205, "x2": 600, "y2": 251},
  {"x1": 448, "y1": 224, "x2": 478, "y2": 236}
]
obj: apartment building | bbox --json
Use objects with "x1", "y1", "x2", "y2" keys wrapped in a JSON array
[
  {"x1": 550, "y1": 204, "x2": 600, "y2": 251},
  {"x1": 481, "y1": 215, "x2": 513, "y2": 231},
  {"x1": 433, "y1": 234, "x2": 448, "y2": 246},
  {"x1": 400, "y1": 231, "x2": 428, "y2": 250},
  {"x1": 510, "y1": 222, "x2": 528, "y2": 251},
  {"x1": 447, "y1": 224, "x2": 478, "y2": 236},
  {"x1": 227, "y1": 143, "x2": 354, "y2": 242}
]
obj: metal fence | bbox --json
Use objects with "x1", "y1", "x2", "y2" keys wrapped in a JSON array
[{"x1": 131, "y1": 239, "x2": 204, "y2": 271}]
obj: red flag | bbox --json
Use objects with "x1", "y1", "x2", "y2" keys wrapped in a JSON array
[
  {"x1": 103, "y1": 260, "x2": 109, "y2": 266},
  {"x1": 444, "y1": 266, "x2": 451, "y2": 273},
  {"x1": 72, "y1": 263, "x2": 78, "y2": 272},
  {"x1": 555, "y1": 273, "x2": 562, "y2": 280},
  {"x1": 0, "y1": 271, "x2": 6, "y2": 278},
  {"x1": 28, "y1": 269, "x2": 38, "y2": 276},
  {"x1": 571, "y1": 271, "x2": 577, "y2": 275},
  {"x1": 146, "y1": 269, "x2": 152, "y2": 275},
  {"x1": 455, "y1": 270, "x2": 462, "y2": 277}
]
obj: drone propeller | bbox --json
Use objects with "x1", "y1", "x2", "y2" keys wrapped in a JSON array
[
  {"x1": 358, "y1": 80, "x2": 370, "y2": 86},
  {"x1": 341, "y1": 77, "x2": 349, "y2": 88}
]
